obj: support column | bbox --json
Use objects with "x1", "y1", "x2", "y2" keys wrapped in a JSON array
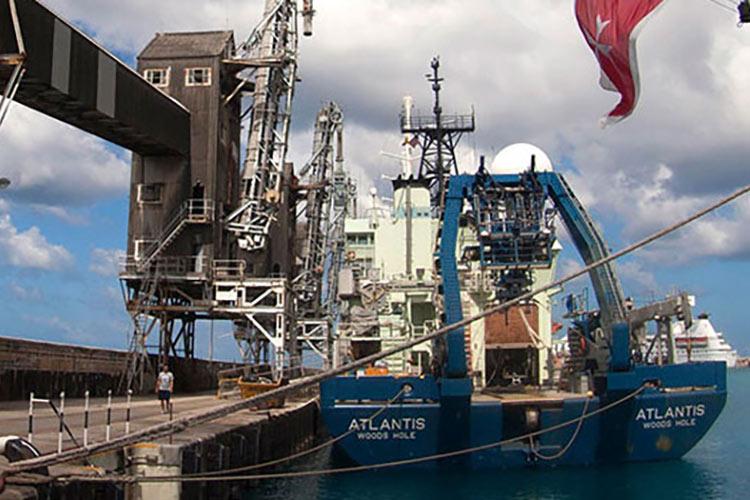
[{"x1": 126, "y1": 444, "x2": 182, "y2": 500}]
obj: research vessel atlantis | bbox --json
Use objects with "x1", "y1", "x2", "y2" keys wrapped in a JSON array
[{"x1": 319, "y1": 60, "x2": 726, "y2": 469}]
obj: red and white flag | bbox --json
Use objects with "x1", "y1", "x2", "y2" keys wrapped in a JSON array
[{"x1": 575, "y1": 0, "x2": 667, "y2": 126}]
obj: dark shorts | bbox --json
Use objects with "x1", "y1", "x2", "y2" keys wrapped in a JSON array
[{"x1": 158, "y1": 390, "x2": 171, "y2": 401}]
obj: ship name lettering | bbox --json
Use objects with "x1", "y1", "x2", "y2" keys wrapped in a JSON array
[
  {"x1": 348, "y1": 416, "x2": 427, "y2": 433},
  {"x1": 635, "y1": 404, "x2": 706, "y2": 427}
]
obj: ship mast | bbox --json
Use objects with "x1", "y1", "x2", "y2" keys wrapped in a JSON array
[{"x1": 401, "y1": 57, "x2": 475, "y2": 212}]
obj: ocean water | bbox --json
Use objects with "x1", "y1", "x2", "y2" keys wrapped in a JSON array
[{"x1": 246, "y1": 370, "x2": 750, "y2": 500}]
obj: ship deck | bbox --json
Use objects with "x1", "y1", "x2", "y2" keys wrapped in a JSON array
[{"x1": 473, "y1": 388, "x2": 586, "y2": 406}]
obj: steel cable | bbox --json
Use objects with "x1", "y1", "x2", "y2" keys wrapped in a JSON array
[
  {"x1": 177, "y1": 386, "x2": 408, "y2": 478},
  {"x1": 48, "y1": 384, "x2": 647, "y2": 484},
  {"x1": 3, "y1": 182, "x2": 749, "y2": 477}
]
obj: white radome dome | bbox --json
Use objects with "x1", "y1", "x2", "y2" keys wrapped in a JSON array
[{"x1": 491, "y1": 143, "x2": 554, "y2": 175}]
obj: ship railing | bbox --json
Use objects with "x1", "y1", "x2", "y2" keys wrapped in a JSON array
[{"x1": 400, "y1": 112, "x2": 476, "y2": 133}]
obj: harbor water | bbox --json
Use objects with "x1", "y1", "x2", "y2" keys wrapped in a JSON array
[{"x1": 246, "y1": 369, "x2": 750, "y2": 500}]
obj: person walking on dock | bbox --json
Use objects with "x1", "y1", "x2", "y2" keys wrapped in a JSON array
[{"x1": 156, "y1": 365, "x2": 174, "y2": 414}]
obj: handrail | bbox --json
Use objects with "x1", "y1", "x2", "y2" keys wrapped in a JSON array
[
  {"x1": 213, "y1": 260, "x2": 247, "y2": 279},
  {"x1": 137, "y1": 199, "x2": 215, "y2": 270}
]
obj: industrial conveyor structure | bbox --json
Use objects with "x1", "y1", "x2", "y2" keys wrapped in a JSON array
[{"x1": 1, "y1": 0, "x2": 354, "y2": 390}]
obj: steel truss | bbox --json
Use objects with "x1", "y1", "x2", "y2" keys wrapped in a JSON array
[
  {"x1": 293, "y1": 102, "x2": 354, "y2": 368},
  {"x1": 226, "y1": 0, "x2": 314, "y2": 251},
  {"x1": 119, "y1": 273, "x2": 201, "y2": 392}
]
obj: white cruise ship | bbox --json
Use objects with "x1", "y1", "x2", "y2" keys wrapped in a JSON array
[{"x1": 671, "y1": 313, "x2": 738, "y2": 368}]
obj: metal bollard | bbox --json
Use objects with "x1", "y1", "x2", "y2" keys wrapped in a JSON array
[
  {"x1": 83, "y1": 390, "x2": 90, "y2": 447},
  {"x1": 57, "y1": 391, "x2": 65, "y2": 454},
  {"x1": 106, "y1": 390, "x2": 112, "y2": 442},
  {"x1": 125, "y1": 389, "x2": 132, "y2": 434},
  {"x1": 27, "y1": 392, "x2": 34, "y2": 443}
]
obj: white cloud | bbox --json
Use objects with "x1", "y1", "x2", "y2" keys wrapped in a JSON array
[
  {"x1": 89, "y1": 248, "x2": 126, "y2": 277},
  {"x1": 23, "y1": 0, "x2": 750, "y2": 266},
  {"x1": 7, "y1": 282, "x2": 44, "y2": 302},
  {"x1": 0, "y1": 213, "x2": 74, "y2": 270},
  {"x1": 0, "y1": 105, "x2": 130, "y2": 207},
  {"x1": 556, "y1": 258, "x2": 587, "y2": 286},
  {"x1": 617, "y1": 261, "x2": 658, "y2": 295},
  {"x1": 29, "y1": 204, "x2": 89, "y2": 225}
]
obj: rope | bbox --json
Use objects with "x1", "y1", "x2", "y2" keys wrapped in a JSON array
[
  {"x1": 517, "y1": 306, "x2": 550, "y2": 350},
  {"x1": 48, "y1": 384, "x2": 647, "y2": 484},
  {"x1": 529, "y1": 394, "x2": 591, "y2": 460},
  {"x1": 177, "y1": 386, "x2": 408, "y2": 479},
  {"x1": 4, "y1": 182, "x2": 749, "y2": 477}
]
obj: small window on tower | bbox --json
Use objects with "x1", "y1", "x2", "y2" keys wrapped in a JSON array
[
  {"x1": 186, "y1": 68, "x2": 212, "y2": 86},
  {"x1": 137, "y1": 183, "x2": 163, "y2": 204},
  {"x1": 144, "y1": 68, "x2": 169, "y2": 87}
]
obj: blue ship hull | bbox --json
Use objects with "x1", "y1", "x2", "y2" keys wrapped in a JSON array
[{"x1": 320, "y1": 362, "x2": 727, "y2": 468}]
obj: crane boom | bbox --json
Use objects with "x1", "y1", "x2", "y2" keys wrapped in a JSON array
[
  {"x1": 296, "y1": 102, "x2": 345, "y2": 316},
  {"x1": 226, "y1": 0, "x2": 313, "y2": 251}
]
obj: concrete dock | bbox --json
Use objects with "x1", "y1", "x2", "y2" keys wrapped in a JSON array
[{"x1": 0, "y1": 392, "x2": 320, "y2": 499}]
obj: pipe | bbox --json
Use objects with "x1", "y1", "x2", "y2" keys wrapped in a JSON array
[
  {"x1": 125, "y1": 390, "x2": 133, "y2": 435},
  {"x1": 302, "y1": 0, "x2": 314, "y2": 36}
]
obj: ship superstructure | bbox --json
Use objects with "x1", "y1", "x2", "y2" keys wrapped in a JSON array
[
  {"x1": 673, "y1": 314, "x2": 738, "y2": 367},
  {"x1": 337, "y1": 92, "x2": 563, "y2": 386}
]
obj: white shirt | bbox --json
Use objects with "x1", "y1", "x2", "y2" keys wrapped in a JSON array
[{"x1": 158, "y1": 371, "x2": 174, "y2": 391}]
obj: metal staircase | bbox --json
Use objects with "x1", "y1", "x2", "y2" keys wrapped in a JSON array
[{"x1": 137, "y1": 199, "x2": 214, "y2": 272}]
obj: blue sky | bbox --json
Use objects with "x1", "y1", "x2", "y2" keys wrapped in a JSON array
[{"x1": 1, "y1": 0, "x2": 749, "y2": 360}]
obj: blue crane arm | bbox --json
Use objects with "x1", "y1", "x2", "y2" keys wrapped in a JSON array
[
  {"x1": 437, "y1": 178, "x2": 470, "y2": 378},
  {"x1": 436, "y1": 172, "x2": 626, "y2": 379},
  {"x1": 539, "y1": 172, "x2": 626, "y2": 329}
]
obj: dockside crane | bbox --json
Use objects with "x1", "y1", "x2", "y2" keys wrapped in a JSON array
[
  {"x1": 225, "y1": 0, "x2": 314, "y2": 252},
  {"x1": 294, "y1": 102, "x2": 354, "y2": 367},
  {"x1": 295, "y1": 102, "x2": 344, "y2": 317}
]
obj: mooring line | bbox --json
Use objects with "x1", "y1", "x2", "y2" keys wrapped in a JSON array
[
  {"x1": 179, "y1": 386, "x2": 409, "y2": 478},
  {"x1": 3, "y1": 182, "x2": 749, "y2": 478},
  {"x1": 529, "y1": 394, "x2": 591, "y2": 461},
  {"x1": 48, "y1": 384, "x2": 648, "y2": 484}
]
